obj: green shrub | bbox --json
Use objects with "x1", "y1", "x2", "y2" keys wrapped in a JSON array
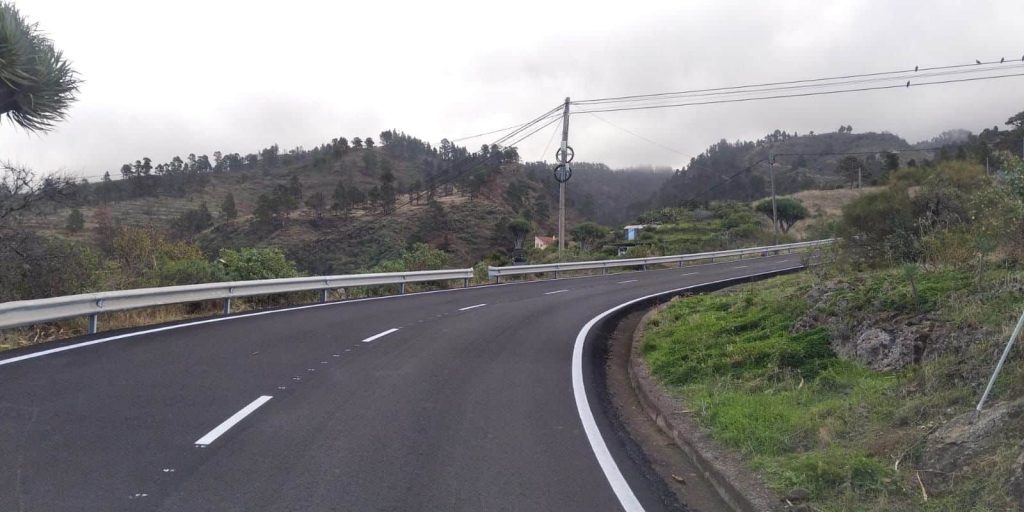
[
  {"x1": 837, "y1": 188, "x2": 918, "y2": 266},
  {"x1": 155, "y1": 258, "x2": 226, "y2": 286},
  {"x1": 218, "y1": 247, "x2": 300, "y2": 281}
]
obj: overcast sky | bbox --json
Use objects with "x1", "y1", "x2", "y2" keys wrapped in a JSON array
[{"x1": 3, "y1": 0, "x2": 1023, "y2": 178}]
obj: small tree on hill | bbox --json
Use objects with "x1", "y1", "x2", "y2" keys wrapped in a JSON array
[
  {"x1": 570, "y1": 222, "x2": 607, "y2": 252},
  {"x1": 755, "y1": 198, "x2": 808, "y2": 233},
  {"x1": 837, "y1": 156, "x2": 862, "y2": 186},
  {"x1": 305, "y1": 191, "x2": 327, "y2": 221},
  {"x1": 65, "y1": 208, "x2": 84, "y2": 233},
  {"x1": 507, "y1": 217, "x2": 531, "y2": 250},
  {"x1": 220, "y1": 192, "x2": 237, "y2": 220},
  {"x1": 1007, "y1": 110, "x2": 1024, "y2": 130}
]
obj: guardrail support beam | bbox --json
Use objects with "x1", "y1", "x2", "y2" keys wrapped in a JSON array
[
  {"x1": 400, "y1": 283, "x2": 406, "y2": 295},
  {"x1": 88, "y1": 313, "x2": 98, "y2": 334},
  {"x1": 320, "y1": 289, "x2": 328, "y2": 303},
  {"x1": 463, "y1": 278, "x2": 469, "y2": 288},
  {"x1": 223, "y1": 298, "x2": 231, "y2": 315}
]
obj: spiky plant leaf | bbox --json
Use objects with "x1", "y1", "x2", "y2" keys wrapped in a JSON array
[{"x1": 0, "y1": 2, "x2": 80, "y2": 132}]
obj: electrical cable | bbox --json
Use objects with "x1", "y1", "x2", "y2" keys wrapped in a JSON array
[
  {"x1": 582, "y1": 111, "x2": 688, "y2": 156},
  {"x1": 572, "y1": 72, "x2": 1024, "y2": 114},
  {"x1": 574, "y1": 57, "x2": 1022, "y2": 104}
]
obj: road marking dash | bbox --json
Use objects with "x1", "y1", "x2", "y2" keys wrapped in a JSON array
[
  {"x1": 616, "y1": 279, "x2": 639, "y2": 284},
  {"x1": 458, "y1": 303, "x2": 487, "y2": 311},
  {"x1": 681, "y1": 272, "x2": 698, "y2": 276},
  {"x1": 545, "y1": 289, "x2": 569, "y2": 295},
  {"x1": 362, "y1": 328, "x2": 399, "y2": 342},
  {"x1": 735, "y1": 265, "x2": 749, "y2": 269},
  {"x1": 194, "y1": 395, "x2": 272, "y2": 447}
]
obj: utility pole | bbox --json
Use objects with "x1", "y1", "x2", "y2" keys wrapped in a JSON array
[
  {"x1": 558, "y1": 97, "x2": 570, "y2": 258},
  {"x1": 858, "y1": 166, "x2": 862, "y2": 189},
  {"x1": 769, "y1": 154, "x2": 778, "y2": 245}
]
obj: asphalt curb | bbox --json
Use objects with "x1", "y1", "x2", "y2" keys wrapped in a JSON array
[{"x1": 627, "y1": 298, "x2": 784, "y2": 512}]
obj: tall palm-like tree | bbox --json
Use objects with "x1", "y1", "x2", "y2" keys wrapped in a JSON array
[{"x1": 0, "y1": 2, "x2": 79, "y2": 132}]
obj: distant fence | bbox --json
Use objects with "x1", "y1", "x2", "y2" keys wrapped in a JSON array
[{"x1": 487, "y1": 239, "x2": 834, "y2": 282}]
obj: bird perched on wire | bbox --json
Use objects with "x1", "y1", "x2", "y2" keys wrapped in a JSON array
[
  {"x1": 906, "y1": 81, "x2": 910, "y2": 88},
  {"x1": 914, "y1": 65, "x2": 919, "y2": 72},
  {"x1": 1001, "y1": 57, "x2": 1005, "y2": 63},
  {"x1": 976, "y1": 59, "x2": 982, "y2": 64}
]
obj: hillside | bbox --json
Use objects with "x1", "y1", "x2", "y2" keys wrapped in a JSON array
[
  {"x1": 654, "y1": 129, "x2": 934, "y2": 208},
  {"x1": 19, "y1": 132, "x2": 672, "y2": 275}
]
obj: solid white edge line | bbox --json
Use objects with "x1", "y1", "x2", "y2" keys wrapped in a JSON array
[
  {"x1": 572, "y1": 264, "x2": 805, "y2": 512},
  {"x1": 361, "y1": 328, "x2": 399, "y2": 342},
  {"x1": 0, "y1": 254, "x2": 804, "y2": 368},
  {"x1": 545, "y1": 289, "x2": 569, "y2": 295},
  {"x1": 194, "y1": 395, "x2": 273, "y2": 446},
  {"x1": 458, "y1": 303, "x2": 487, "y2": 311}
]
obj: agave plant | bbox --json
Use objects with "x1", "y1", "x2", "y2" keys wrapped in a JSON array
[{"x1": 0, "y1": 2, "x2": 79, "y2": 132}]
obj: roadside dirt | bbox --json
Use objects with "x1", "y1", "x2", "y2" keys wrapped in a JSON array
[{"x1": 605, "y1": 309, "x2": 733, "y2": 512}]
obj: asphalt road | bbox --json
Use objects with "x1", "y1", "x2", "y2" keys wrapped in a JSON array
[{"x1": 0, "y1": 254, "x2": 804, "y2": 512}]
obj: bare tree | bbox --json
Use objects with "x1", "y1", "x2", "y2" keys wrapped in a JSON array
[{"x1": 1, "y1": 162, "x2": 77, "y2": 253}]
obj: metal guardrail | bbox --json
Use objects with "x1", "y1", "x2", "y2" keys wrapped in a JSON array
[
  {"x1": 487, "y1": 239, "x2": 834, "y2": 281},
  {"x1": 0, "y1": 240, "x2": 833, "y2": 336},
  {"x1": 0, "y1": 268, "x2": 474, "y2": 333}
]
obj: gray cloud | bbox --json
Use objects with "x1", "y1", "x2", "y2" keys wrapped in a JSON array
[{"x1": 2, "y1": 0, "x2": 1022, "y2": 176}]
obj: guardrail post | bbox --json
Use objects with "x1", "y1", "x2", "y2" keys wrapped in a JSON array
[
  {"x1": 642, "y1": 264, "x2": 647, "y2": 271},
  {"x1": 603, "y1": 267, "x2": 608, "y2": 275},
  {"x1": 678, "y1": 260, "x2": 683, "y2": 268},
  {"x1": 320, "y1": 289, "x2": 328, "y2": 303},
  {"x1": 495, "y1": 276, "x2": 500, "y2": 284},
  {"x1": 555, "y1": 271, "x2": 560, "y2": 279},
  {"x1": 463, "y1": 278, "x2": 469, "y2": 288},
  {"x1": 223, "y1": 298, "x2": 231, "y2": 315},
  {"x1": 400, "y1": 283, "x2": 406, "y2": 294},
  {"x1": 87, "y1": 313, "x2": 98, "y2": 334}
]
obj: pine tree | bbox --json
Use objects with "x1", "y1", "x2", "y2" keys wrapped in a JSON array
[{"x1": 221, "y1": 193, "x2": 237, "y2": 220}]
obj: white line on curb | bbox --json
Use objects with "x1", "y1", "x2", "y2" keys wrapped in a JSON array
[
  {"x1": 362, "y1": 328, "x2": 399, "y2": 342},
  {"x1": 572, "y1": 264, "x2": 805, "y2": 512},
  {"x1": 194, "y1": 395, "x2": 272, "y2": 447}
]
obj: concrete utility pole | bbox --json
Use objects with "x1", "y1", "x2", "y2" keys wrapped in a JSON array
[
  {"x1": 558, "y1": 97, "x2": 570, "y2": 258},
  {"x1": 769, "y1": 154, "x2": 778, "y2": 245}
]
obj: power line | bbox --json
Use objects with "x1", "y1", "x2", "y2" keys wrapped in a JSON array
[
  {"x1": 574, "y1": 57, "x2": 1021, "y2": 104},
  {"x1": 575, "y1": 63, "x2": 1024, "y2": 108},
  {"x1": 571, "y1": 72, "x2": 1024, "y2": 114},
  {"x1": 582, "y1": 111, "x2": 688, "y2": 157},
  {"x1": 539, "y1": 118, "x2": 562, "y2": 162},
  {"x1": 505, "y1": 116, "x2": 562, "y2": 147},
  {"x1": 451, "y1": 104, "x2": 563, "y2": 143}
]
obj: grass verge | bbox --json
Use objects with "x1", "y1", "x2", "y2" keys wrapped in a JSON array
[{"x1": 642, "y1": 270, "x2": 1024, "y2": 511}]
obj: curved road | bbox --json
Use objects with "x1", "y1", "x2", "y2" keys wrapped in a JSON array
[{"x1": 0, "y1": 254, "x2": 803, "y2": 511}]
